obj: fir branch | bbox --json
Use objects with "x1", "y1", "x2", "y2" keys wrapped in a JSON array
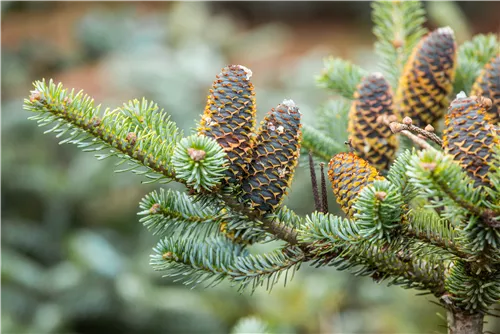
[
  {"x1": 454, "y1": 34, "x2": 499, "y2": 94},
  {"x1": 25, "y1": 80, "x2": 183, "y2": 183},
  {"x1": 404, "y1": 209, "x2": 467, "y2": 259},
  {"x1": 445, "y1": 261, "x2": 500, "y2": 313},
  {"x1": 372, "y1": 0, "x2": 427, "y2": 89},
  {"x1": 300, "y1": 212, "x2": 447, "y2": 295},
  {"x1": 119, "y1": 98, "x2": 182, "y2": 145},
  {"x1": 212, "y1": 193, "x2": 303, "y2": 248},
  {"x1": 301, "y1": 124, "x2": 345, "y2": 162},
  {"x1": 408, "y1": 149, "x2": 500, "y2": 264},
  {"x1": 194, "y1": 188, "x2": 306, "y2": 248},
  {"x1": 138, "y1": 188, "x2": 224, "y2": 239},
  {"x1": 172, "y1": 135, "x2": 228, "y2": 191},
  {"x1": 191, "y1": 192, "x2": 268, "y2": 245},
  {"x1": 151, "y1": 236, "x2": 305, "y2": 292},
  {"x1": 299, "y1": 213, "x2": 361, "y2": 257},
  {"x1": 316, "y1": 99, "x2": 350, "y2": 143},
  {"x1": 458, "y1": 215, "x2": 500, "y2": 267},
  {"x1": 407, "y1": 149, "x2": 486, "y2": 218},
  {"x1": 316, "y1": 57, "x2": 367, "y2": 99},
  {"x1": 271, "y1": 206, "x2": 305, "y2": 230},
  {"x1": 386, "y1": 149, "x2": 419, "y2": 201},
  {"x1": 353, "y1": 179, "x2": 405, "y2": 242}
]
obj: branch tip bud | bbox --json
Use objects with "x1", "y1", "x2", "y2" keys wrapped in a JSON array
[
  {"x1": 126, "y1": 132, "x2": 137, "y2": 146},
  {"x1": 29, "y1": 90, "x2": 41, "y2": 102},
  {"x1": 149, "y1": 203, "x2": 161, "y2": 214},
  {"x1": 424, "y1": 124, "x2": 435, "y2": 132},
  {"x1": 375, "y1": 191, "x2": 387, "y2": 201},
  {"x1": 389, "y1": 122, "x2": 403, "y2": 133},
  {"x1": 187, "y1": 148, "x2": 206, "y2": 162},
  {"x1": 478, "y1": 96, "x2": 493, "y2": 110},
  {"x1": 421, "y1": 162, "x2": 437, "y2": 171},
  {"x1": 162, "y1": 251, "x2": 173, "y2": 260}
]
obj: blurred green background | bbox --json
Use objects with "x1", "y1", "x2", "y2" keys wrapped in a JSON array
[{"x1": 2, "y1": 2, "x2": 500, "y2": 333}]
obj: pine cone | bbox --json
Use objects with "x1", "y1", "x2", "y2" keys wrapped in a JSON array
[
  {"x1": 471, "y1": 55, "x2": 500, "y2": 125},
  {"x1": 396, "y1": 27, "x2": 457, "y2": 128},
  {"x1": 443, "y1": 94, "x2": 499, "y2": 188},
  {"x1": 328, "y1": 152, "x2": 385, "y2": 217},
  {"x1": 242, "y1": 100, "x2": 302, "y2": 214},
  {"x1": 348, "y1": 73, "x2": 398, "y2": 171},
  {"x1": 198, "y1": 65, "x2": 256, "y2": 184}
]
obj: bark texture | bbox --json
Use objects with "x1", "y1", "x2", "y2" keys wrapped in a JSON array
[{"x1": 447, "y1": 310, "x2": 483, "y2": 334}]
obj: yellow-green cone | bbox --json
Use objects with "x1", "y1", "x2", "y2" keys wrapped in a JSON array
[
  {"x1": 328, "y1": 152, "x2": 385, "y2": 218},
  {"x1": 443, "y1": 94, "x2": 499, "y2": 188},
  {"x1": 348, "y1": 73, "x2": 398, "y2": 171},
  {"x1": 471, "y1": 55, "x2": 500, "y2": 125},
  {"x1": 396, "y1": 27, "x2": 457, "y2": 128},
  {"x1": 198, "y1": 65, "x2": 257, "y2": 184},
  {"x1": 242, "y1": 100, "x2": 302, "y2": 214}
]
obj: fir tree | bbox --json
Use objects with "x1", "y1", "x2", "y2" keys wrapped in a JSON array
[{"x1": 24, "y1": 1, "x2": 500, "y2": 333}]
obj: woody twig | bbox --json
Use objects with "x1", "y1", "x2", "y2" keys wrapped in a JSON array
[{"x1": 378, "y1": 115, "x2": 442, "y2": 150}]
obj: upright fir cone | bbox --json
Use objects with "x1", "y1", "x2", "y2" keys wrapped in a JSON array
[
  {"x1": 198, "y1": 65, "x2": 256, "y2": 185},
  {"x1": 328, "y1": 152, "x2": 385, "y2": 218},
  {"x1": 348, "y1": 73, "x2": 398, "y2": 171},
  {"x1": 395, "y1": 27, "x2": 457, "y2": 128},
  {"x1": 443, "y1": 94, "x2": 499, "y2": 188},
  {"x1": 242, "y1": 100, "x2": 302, "y2": 214},
  {"x1": 471, "y1": 55, "x2": 500, "y2": 125}
]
